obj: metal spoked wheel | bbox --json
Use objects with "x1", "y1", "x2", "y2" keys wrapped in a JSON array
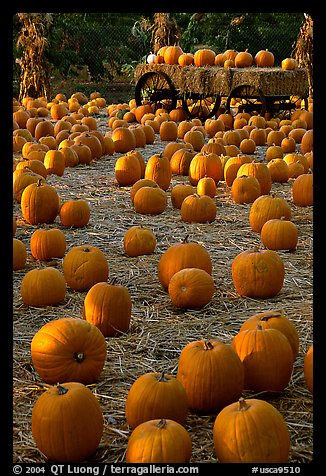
[
  {"x1": 265, "y1": 95, "x2": 309, "y2": 120},
  {"x1": 182, "y1": 94, "x2": 221, "y2": 120},
  {"x1": 134, "y1": 71, "x2": 177, "y2": 112},
  {"x1": 226, "y1": 84, "x2": 266, "y2": 117}
]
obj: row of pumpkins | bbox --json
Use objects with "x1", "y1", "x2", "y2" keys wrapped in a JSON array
[
  {"x1": 13, "y1": 91, "x2": 312, "y2": 463},
  {"x1": 147, "y1": 45, "x2": 299, "y2": 70}
]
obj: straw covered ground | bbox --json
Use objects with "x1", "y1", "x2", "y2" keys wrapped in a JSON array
[{"x1": 13, "y1": 110, "x2": 313, "y2": 465}]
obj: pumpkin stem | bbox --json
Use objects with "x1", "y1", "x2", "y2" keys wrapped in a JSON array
[
  {"x1": 257, "y1": 324, "x2": 263, "y2": 331},
  {"x1": 183, "y1": 235, "x2": 189, "y2": 244},
  {"x1": 156, "y1": 418, "x2": 167, "y2": 429},
  {"x1": 74, "y1": 352, "x2": 85, "y2": 363},
  {"x1": 57, "y1": 384, "x2": 69, "y2": 395},
  {"x1": 238, "y1": 397, "x2": 250, "y2": 411},
  {"x1": 203, "y1": 340, "x2": 214, "y2": 351},
  {"x1": 157, "y1": 371, "x2": 169, "y2": 383}
]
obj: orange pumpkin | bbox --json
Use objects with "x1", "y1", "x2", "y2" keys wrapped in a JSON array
[
  {"x1": 168, "y1": 268, "x2": 215, "y2": 309},
  {"x1": 30, "y1": 228, "x2": 66, "y2": 261}
]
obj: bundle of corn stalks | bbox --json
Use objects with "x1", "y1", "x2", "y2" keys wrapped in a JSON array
[
  {"x1": 16, "y1": 13, "x2": 53, "y2": 102},
  {"x1": 149, "y1": 13, "x2": 181, "y2": 54},
  {"x1": 292, "y1": 13, "x2": 313, "y2": 97}
]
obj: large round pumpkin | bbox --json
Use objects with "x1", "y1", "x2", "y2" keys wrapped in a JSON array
[
  {"x1": 83, "y1": 281, "x2": 132, "y2": 337},
  {"x1": 176, "y1": 339, "x2": 244, "y2": 414},
  {"x1": 125, "y1": 372, "x2": 188, "y2": 429},
  {"x1": 144, "y1": 152, "x2": 172, "y2": 191},
  {"x1": 260, "y1": 217, "x2": 298, "y2": 251},
  {"x1": 231, "y1": 248, "x2": 285, "y2": 299},
  {"x1": 126, "y1": 418, "x2": 192, "y2": 463},
  {"x1": 123, "y1": 225, "x2": 157, "y2": 257},
  {"x1": 63, "y1": 245, "x2": 109, "y2": 292},
  {"x1": 32, "y1": 382, "x2": 103, "y2": 462},
  {"x1": 31, "y1": 317, "x2": 107, "y2": 384},
  {"x1": 180, "y1": 193, "x2": 217, "y2": 223},
  {"x1": 213, "y1": 397, "x2": 290, "y2": 462},
  {"x1": 292, "y1": 173, "x2": 313, "y2": 206},
  {"x1": 20, "y1": 266, "x2": 66, "y2": 307},
  {"x1": 158, "y1": 236, "x2": 212, "y2": 290}
]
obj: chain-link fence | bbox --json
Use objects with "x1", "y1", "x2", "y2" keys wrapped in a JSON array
[{"x1": 13, "y1": 13, "x2": 305, "y2": 100}]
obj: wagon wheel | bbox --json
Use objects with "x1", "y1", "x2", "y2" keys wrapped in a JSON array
[
  {"x1": 226, "y1": 84, "x2": 266, "y2": 117},
  {"x1": 135, "y1": 71, "x2": 177, "y2": 112},
  {"x1": 182, "y1": 94, "x2": 221, "y2": 121}
]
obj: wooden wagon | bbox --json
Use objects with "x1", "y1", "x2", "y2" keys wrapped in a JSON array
[{"x1": 134, "y1": 63, "x2": 309, "y2": 119}]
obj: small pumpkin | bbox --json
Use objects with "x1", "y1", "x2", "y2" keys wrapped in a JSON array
[
  {"x1": 30, "y1": 228, "x2": 66, "y2": 261},
  {"x1": 123, "y1": 225, "x2": 157, "y2": 257},
  {"x1": 213, "y1": 397, "x2": 290, "y2": 462},
  {"x1": 188, "y1": 151, "x2": 223, "y2": 185},
  {"x1": 20, "y1": 266, "x2": 66, "y2": 307},
  {"x1": 260, "y1": 217, "x2": 298, "y2": 251},
  {"x1": 59, "y1": 199, "x2": 90, "y2": 228},
  {"x1": 32, "y1": 382, "x2": 103, "y2": 462},
  {"x1": 31, "y1": 317, "x2": 107, "y2": 384},
  {"x1": 231, "y1": 174, "x2": 261, "y2": 204},
  {"x1": 180, "y1": 193, "x2": 217, "y2": 223},
  {"x1": 292, "y1": 173, "x2": 313, "y2": 206},
  {"x1": 133, "y1": 185, "x2": 168, "y2": 215},
  {"x1": 170, "y1": 184, "x2": 195, "y2": 209},
  {"x1": 237, "y1": 160, "x2": 272, "y2": 195},
  {"x1": 231, "y1": 248, "x2": 285, "y2": 299},
  {"x1": 255, "y1": 49, "x2": 274, "y2": 67},
  {"x1": 63, "y1": 245, "x2": 109, "y2": 292},
  {"x1": 125, "y1": 371, "x2": 189, "y2": 429},
  {"x1": 168, "y1": 267, "x2": 215, "y2": 309},
  {"x1": 144, "y1": 152, "x2": 172, "y2": 191},
  {"x1": 13, "y1": 238, "x2": 27, "y2": 271},
  {"x1": 82, "y1": 280, "x2": 132, "y2": 337},
  {"x1": 196, "y1": 176, "x2": 216, "y2": 198},
  {"x1": 126, "y1": 418, "x2": 192, "y2": 463}
]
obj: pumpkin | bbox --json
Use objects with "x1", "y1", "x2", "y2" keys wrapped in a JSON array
[
  {"x1": 213, "y1": 397, "x2": 290, "y2": 462},
  {"x1": 21, "y1": 179, "x2": 60, "y2": 225},
  {"x1": 114, "y1": 153, "x2": 142, "y2": 186},
  {"x1": 281, "y1": 57, "x2": 297, "y2": 70},
  {"x1": 31, "y1": 317, "x2": 107, "y2": 384},
  {"x1": 231, "y1": 324, "x2": 293, "y2": 392},
  {"x1": 13, "y1": 168, "x2": 45, "y2": 203},
  {"x1": 50, "y1": 102, "x2": 69, "y2": 120},
  {"x1": 180, "y1": 193, "x2": 217, "y2": 223},
  {"x1": 32, "y1": 382, "x2": 103, "y2": 462},
  {"x1": 144, "y1": 152, "x2": 172, "y2": 191},
  {"x1": 63, "y1": 245, "x2": 109, "y2": 292},
  {"x1": 125, "y1": 372, "x2": 188, "y2": 429},
  {"x1": 223, "y1": 155, "x2": 249, "y2": 187},
  {"x1": 176, "y1": 340, "x2": 244, "y2": 414},
  {"x1": 130, "y1": 178, "x2": 157, "y2": 203},
  {"x1": 158, "y1": 236, "x2": 212, "y2": 290},
  {"x1": 128, "y1": 124, "x2": 147, "y2": 148},
  {"x1": 260, "y1": 217, "x2": 298, "y2": 251},
  {"x1": 126, "y1": 418, "x2": 192, "y2": 463},
  {"x1": 59, "y1": 146, "x2": 79, "y2": 167},
  {"x1": 159, "y1": 120, "x2": 178, "y2": 142},
  {"x1": 70, "y1": 143, "x2": 93, "y2": 164},
  {"x1": 236, "y1": 160, "x2": 272, "y2": 195},
  {"x1": 255, "y1": 49, "x2": 274, "y2": 67},
  {"x1": 82, "y1": 280, "x2": 131, "y2": 337},
  {"x1": 267, "y1": 158, "x2": 289, "y2": 183},
  {"x1": 196, "y1": 175, "x2": 216, "y2": 198},
  {"x1": 170, "y1": 148, "x2": 196, "y2": 176},
  {"x1": 13, "y1": 238, "x2": 27, "y2": 271},
  {"x1": 300, "y1": 129, "x2": 313, "y2": 154},
  {"x1": 34, "y1": 119, "x2": 55, "y2": 141},
  {"x1": 193, "y1": 48, "x2": 216, "y2": 66},
  {"x1": 168, "y1": 268, "x2": 215, "y2": 309},
  {"x1": 178, "y1": 52, "x2": 194, "y2": 66},
  {"x1": 170, "y1": 184, "x2": 195, "y2": 209},
  {"x1": 231, "y1": 174, "x2": 261, "y2": 204},
  {"x1": 235, "y1": 49, "x2": 253, "y2": 67},
  {"x1": 239, "y1": 310, "x2": 299, "y2": 360},
  {"x1": 231, "y1": 248, "x2": 285, "y2": 299},
  {"x1": 183, "y1": 129, "x2": 205, "y2": 151},
  {"x1": 74, "y1": 132, "x2": 103, "y2": 159},
  {"x1": 43, "y1": 149, "x2": 65, "y2": 176},
  {"x1": 249, "y1": 194, "x2": 292, "y2": 233},
  {"x1": 292, "y1": 173, "x2": 313, "y2": 206},
  {"x1": 188, "y1": 151, "x2": 223, "y2": 185},
  {"x1": 123, "y1": 225, "x2": 156, "y2": 257},
  {"x1": 133, "y1": 185, "x2": 168, "y2": 215},
  {"x1": 59, "y1": 199, "x2": 90, "y2": 228},
  {"x1": 16, "y1": 159, "x2": 47, "y2": 179},
  {"x1": 30, "y1": 228, "x2": 66, "y2": 261},
  {"x1": 283, "y1": 152, "x2": 309, "y2": 174},
  {"x1": 163, "y1": 45, "x2": 183, "y2": 65},
  {"x1": 20, "y1": 266, "x2": 66, "y2": 307},
  {"x1": 304, "y1": 344, "x2": 313, "y2": 393}
]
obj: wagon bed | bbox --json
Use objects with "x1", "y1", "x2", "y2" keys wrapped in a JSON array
[{"x1": 134, "y1": 63, "x2": 309, "y2": 119}]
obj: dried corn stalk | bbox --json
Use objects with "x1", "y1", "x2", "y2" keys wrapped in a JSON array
[
  {"x1": 16, "y1": 13, "x2": 52, "y2": 102},
  {"x1": 292, "y1": 13, "x2": 313, "y2": 97},
  {"x1": 149, "y1": 13, "x2": 181, "y2": 54}
]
